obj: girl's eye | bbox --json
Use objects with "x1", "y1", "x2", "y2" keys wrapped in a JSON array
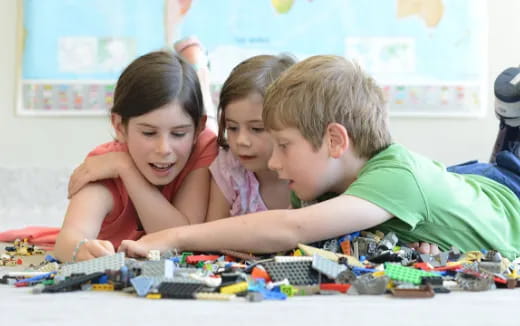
[
  {"x1": 252, "y1": 127, "x2": 265, "y2": 133},
  {"x1": 142, "y1": 131, "x2": 156, "y2": 136},
  {"x1": 278, "y1": 143, "x2": 287, "y2": 149},
  {"x1": 171, "y1": 132, "x2": 186, "y2": 138},
  {"x1": 226, "y1": 126, "x2": 238, "y2": 132}
]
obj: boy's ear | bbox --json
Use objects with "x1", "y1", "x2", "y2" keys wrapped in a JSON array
[
  {"x1": 193, "y1": 115, "x2": 207, "y2": 144},
  {"x1": 326, "y1": 123, "x2": 349, "y2": 158},
  {"x1": 111, "y1": 114, "x2": 127, "y2": 143}
]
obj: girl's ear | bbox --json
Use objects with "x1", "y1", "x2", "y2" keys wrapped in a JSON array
[
  {"x1": 193, "y1": 115, "x2": 207, "y2": 144},
  {"x1": 111, "y1": 114, "x2": 127, "y2": 143},
  {"x1": 326, "y1": 122, "x2": 349, "y2": 158}
]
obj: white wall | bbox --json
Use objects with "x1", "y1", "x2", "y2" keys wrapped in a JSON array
[{"x1": 1, "y1": 0, "x2": 519, "y2": 168}]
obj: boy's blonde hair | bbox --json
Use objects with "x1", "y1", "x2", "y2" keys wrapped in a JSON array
[{"x1": 263, "y1": 55, "x2": 391, "y2": 159}]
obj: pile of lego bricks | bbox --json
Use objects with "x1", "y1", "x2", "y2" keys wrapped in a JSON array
[{"x1": 1, "y1": 232, "x2": 519, "y2": 300}]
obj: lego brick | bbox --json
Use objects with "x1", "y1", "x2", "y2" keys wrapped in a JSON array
[
  {"x1": 141, "y1": 260, "x2": 174, "y2": 278},
  {"x1": 311, "y1": 254, "x2": 347, "y2": 279},
  {"x1": 58, "y1": 253, "x2": 125, "y2": 277},
  {"x1": 157, "y1": 282, "x2": 204, "y2": 299},
  {"x1": 391, "y1": 284, "x2": 435, "y2": 298},
  {"x1": 42, "y1": 272, "x2": 104, "y2": 293},
  {"x1": 275, "y1": 256, "x2": 313, "y2": 263},
  {"x1": 384, "y1": 263, "x2": 439, "y2": 285},
  {"x1": 263, "y1": 261, "x2": 320, "y2": 286}
]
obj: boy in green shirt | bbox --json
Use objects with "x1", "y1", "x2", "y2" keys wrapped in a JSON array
[{"x1": 119, "y1": 55, "x2": 520, "y2": 260}]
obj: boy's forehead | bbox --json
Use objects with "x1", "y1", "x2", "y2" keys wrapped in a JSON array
[{"x1": 269, "y1": 127, "x2": 302, "y2": 140}]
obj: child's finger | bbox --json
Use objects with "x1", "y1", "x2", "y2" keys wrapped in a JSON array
[
  {"x1": 99, "y1": 240, "x2": 116, "y2": 254},
  {"x1": 430, "y1": 243, "x2": 440, "y2": 255},
  {"x1": 419, "y1": 242, "x2": 431, "y2": 254},
  {"x1": 118, "y1": 240, "x2": 146, "y2": 257},
  {"x1": 407, "y1": 242, "x2": 419, "y2": 249},
  {"x1": 88, "y1": 241, "x2": 116, "y2": 258}
]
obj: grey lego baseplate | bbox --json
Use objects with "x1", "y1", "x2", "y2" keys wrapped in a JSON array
[
  {"x1": 141, "y1": 260, "x2": 174, "y2": 278},
  {"x1": 263, "y1": 260, "x2": 320, "y2": 285},
  {"x1": 311, "y1": 254, "x2": 347, "y2": 279},
  {"x1": 58, "y1": 253, "x2": 125, "y2": 277}
]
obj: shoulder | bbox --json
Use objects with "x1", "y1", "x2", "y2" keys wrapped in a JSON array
[
  {"x1": 195, "y1": 128, "x2": 218, "y2": 152},
  {"x1": 87, "y1": 141, "x2": 128, "y2": 157}
]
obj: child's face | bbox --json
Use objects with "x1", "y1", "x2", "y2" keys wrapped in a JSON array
[
  {"x1": 224, "y1": 93, "x2": 274, "y2": 172},
  {"x1": 268, "y1": 127, "x2": 333, "y2": 201},
  {"x1": 119, "y1": 102, "x2": 197, "y2": 186}
]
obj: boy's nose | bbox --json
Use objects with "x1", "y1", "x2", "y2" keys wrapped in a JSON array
[{"x1": 268, "y1": 151, "x2": 281, "y2": 171}]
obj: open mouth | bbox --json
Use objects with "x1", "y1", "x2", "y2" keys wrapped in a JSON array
[{"x1": 149, "y1": 162, "x2": 174, "y2": 171}]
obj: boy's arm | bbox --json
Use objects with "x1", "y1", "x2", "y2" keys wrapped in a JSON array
[
  {"x1": 119, "y1": 194, "x2": 393, "y2": 256},
  {"x1": 54, "y1": 183, "x2": 115, "y2": 262},
  {"x1": 205, "y1": 178, "x2": 231, "y2": 222}
]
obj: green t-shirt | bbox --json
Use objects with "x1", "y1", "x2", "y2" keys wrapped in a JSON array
[{"x1": 292, "y1": 144, "x2": 520, "y2": 260}]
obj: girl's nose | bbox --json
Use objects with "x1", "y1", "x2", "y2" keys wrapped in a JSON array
[
  {"x1": 156, "y1": 136, "x2": 173, "y2": 155},
  {"x1": 236, "y1": 130, "x2": 251, "y2": 147}
]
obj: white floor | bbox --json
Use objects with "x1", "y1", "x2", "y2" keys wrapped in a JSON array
[{"x1": 1, "y1": 282, "x2": 519, "y2": 326}]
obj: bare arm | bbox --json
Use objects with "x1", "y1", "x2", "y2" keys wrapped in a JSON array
[
  {"x1": 205, "y1": 177, "x2": 231, "y2": 222},
  {"x1": 119, "y1": 194, "x2": 393, "y2": 257},
  {"x1": 68, "y1": 152, "x2": 210, "y2": 233},
  {"x1": 54, "y1": 183, "x2": 115, "y2": 262},
  {"x1": 120, "y1": 165, "x2": 210, "y2": 232}
]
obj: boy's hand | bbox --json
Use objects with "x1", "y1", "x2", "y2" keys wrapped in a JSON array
[
  {"x1": 75, "y1": 240, "x2": 115, "y2": 262},
  {"x1": 407, "y1": 242, "x2": 440, "y2": 255},
  {"x1": 68, "y1": 152, "x2": 132, "y2": 198},
  {"x1": 118, "y1": 231, "x2": 176, "y2": 258}
]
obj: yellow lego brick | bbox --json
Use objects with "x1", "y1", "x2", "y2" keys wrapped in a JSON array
[
  {"x1": 92, "y1": 284, "x2": 114, "y2": 291},
  {"x1": 220, "y1": 281, "x2": 248, "y2": 294},
  {"x1": 146, "y1": 293, "x2": 162, "y2": 299},
  {"x1": 372, "y1": 271, "x2": 386, "y2": 277}
]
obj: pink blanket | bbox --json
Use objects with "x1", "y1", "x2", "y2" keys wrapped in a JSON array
[{"x1": 0, "y1": 226, "x2": 60, "y2": 250}]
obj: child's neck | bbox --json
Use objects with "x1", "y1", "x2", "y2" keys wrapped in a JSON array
[
  {"x1": 254, "y1": 168, "x2": 290, "y2": 210},
  {"x1": 334, "y1": 150, "x2": 368, "y2": 193},
  {"x1": 254, "y1": 168, "x2": 284, "y2": 187}
]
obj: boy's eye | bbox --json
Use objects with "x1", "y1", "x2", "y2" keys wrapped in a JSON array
[
  {"x1": 251, "y1": 127, "x2": 265, "y2": 133},
  {"x1": 278, "y1": 143, "x2": 287, "y2": 149},
  {"x1": 142, "y1": 131, "x2": 156, "y2": 136}
]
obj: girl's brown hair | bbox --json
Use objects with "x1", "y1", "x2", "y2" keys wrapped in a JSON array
[{"x1": 216, "y1": 54, "x2": 296, "y2": 149}]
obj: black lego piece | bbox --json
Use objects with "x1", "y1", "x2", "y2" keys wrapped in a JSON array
[
  {"x1": 42, "y1": 272, "x2": 105, "y2": 293},
  {"x1": 157, "y1": 282, "x2": 204, "y2": 299}
]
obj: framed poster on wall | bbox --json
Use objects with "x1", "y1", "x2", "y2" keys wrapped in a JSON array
[
  {"x1": 17, "y1": 0, "x2": 168, "y2": 116},
  {"x1": 17, "y1": 0, "x2": 487, "y2": 117}
]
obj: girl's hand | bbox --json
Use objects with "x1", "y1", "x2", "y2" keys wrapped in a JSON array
[
  {"x1": 407, "y1": 242, "x2": 440, "y2": 255},
  {"x1": 118, "y1": 231, "x2": 176, "y2": 258},
  {"x1": 75, "y1": 239, "x2": 115, "y2": 262},
  {"x1": 68, "y1": 152, "x2": 133, "y2": 198}
]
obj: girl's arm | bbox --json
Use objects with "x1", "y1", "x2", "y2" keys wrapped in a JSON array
[
  {"x1": 68, "y1": 152, "x2": 210, "y2": 233},
  {"x1": 54, "y1": 183, "x2": 115, "y2": 262},
  {"x1": 205, "y1": 178, "x2": 231, "y2": 222},
  {"x1": 119, "y1": 194, "x2": 394, "y2": 256},
  {"x1": 119, "y1": 163, "x2": 210, "y2": 232}
]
